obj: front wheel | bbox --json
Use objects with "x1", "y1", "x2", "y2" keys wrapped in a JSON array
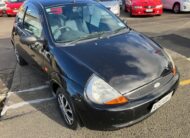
[
  {"x1": 173, "y1": 3, "x2": 180, "y2": 13},
  {"x1": 57, "y1": 88, "x2": 79, "y2": 130},
  {"x1": 130, "y1": 7, "x2": 133, "y2": 17},
  {"x1": 14, "y1": 47, "x2": 27, "y2": 66}
]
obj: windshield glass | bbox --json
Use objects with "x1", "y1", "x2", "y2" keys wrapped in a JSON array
[{"x1": 46, "y1": 3, "x2": 126, "y2": 43}]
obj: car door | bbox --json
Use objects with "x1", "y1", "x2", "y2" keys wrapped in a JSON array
[{"x1": 20, "y1": 3, "x2": 44, "y2": 68}]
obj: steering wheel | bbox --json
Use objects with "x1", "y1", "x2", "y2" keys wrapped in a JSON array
[{"x1": 54, "y1": 26, "x2": 72, "y2": 37}]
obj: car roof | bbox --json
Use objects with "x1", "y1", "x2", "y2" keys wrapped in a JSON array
[{"x1": 28, "y1": 0, "x2": 95, "y2": 7}]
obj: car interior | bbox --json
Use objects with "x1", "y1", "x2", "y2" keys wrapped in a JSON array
[{"x1": 46, "y1": 4, "x2": 123, "y2": 43}]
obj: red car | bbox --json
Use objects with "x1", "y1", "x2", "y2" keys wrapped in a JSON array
[
  {"x1": 5, "y1": 0, "x2": 24, "y2": 16},
  {"x1": 124, "y1": 0, "x2": 163, "y2": 16},
  {"x1": 0, "y1": 9, "x2": 2, "y2": 16}
]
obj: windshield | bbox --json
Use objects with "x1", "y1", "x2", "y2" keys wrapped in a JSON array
[{"x1": 46, "y1": 3, "x2": 126, "y2": 43}]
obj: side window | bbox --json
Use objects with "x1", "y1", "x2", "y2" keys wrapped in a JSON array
[{"x1": 23, "y1": 4, "x2": 42, "y2": 38}]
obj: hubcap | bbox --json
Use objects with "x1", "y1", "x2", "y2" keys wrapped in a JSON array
[{"x1": 58, "y1": 93, "x2": 74, "y2": 125}]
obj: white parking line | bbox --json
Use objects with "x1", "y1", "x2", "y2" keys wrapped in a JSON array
[
  {"x1": 16, "y1": 85, "x2": 49, "y2": 93},
  {"x1": 1, "y1": 96, "x2": 56, "y2": 116},
  {"x1": 0, "y1": 85, "x2": 53, "y2": 116},
  {"x1": 7, "y1": 85, "x2": 49, "y2": 98}
]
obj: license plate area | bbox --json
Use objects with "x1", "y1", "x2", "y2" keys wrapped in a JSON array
[
  {"x1": 13, "y1": 9, "x2": 18, "y2": 13},
  {"x1": 151, "y1": 92, "x2": 173, "y2": 113},
  {"x1": 146, "y1": 9, "x2": 153, "y2": 12}
]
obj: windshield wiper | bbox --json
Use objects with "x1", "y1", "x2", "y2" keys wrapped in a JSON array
[
  {"x1": 113, "y1": 26, "x2": 128, "y2": 34},
  {"x1": 67, "y1": 31, "x2": 110, "y2": 44}
]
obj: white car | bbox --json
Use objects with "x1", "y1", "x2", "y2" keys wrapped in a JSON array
[
  {"x1": 162, "y1": 0, "x2": 190, "y2": 13},
  {"x1": 98, "y1": 0, "x2": 120, "y2": 16},
  {"x1": 0, "y1": 0, "x2": 6, "y2": 10}
]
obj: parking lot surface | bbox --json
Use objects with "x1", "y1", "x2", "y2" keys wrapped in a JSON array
[{"x1": 0, "y1": 11, "x2": 190, "y2": 138}]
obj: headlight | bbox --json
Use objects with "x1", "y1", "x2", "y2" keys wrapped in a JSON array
[
  {"x1": 163, "y1": 49, "x2": 176, "y2": 75},
  {"x1": 156, "y1": 4, "x2": 163, "y2": 8},
  {"x1": 85, "y1": 74, "x2": 128, "y2": 105},
  {"x1": 133, "y1": 6, "x2": 143, "y2": 9}
]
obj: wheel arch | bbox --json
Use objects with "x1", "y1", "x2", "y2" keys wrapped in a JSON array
[
  {"x1": 173, "y1": 2, "x2": 180, "y2": 9},
  {"x1": 49, "y1": 73, "x2": 85, "y2": 127}
]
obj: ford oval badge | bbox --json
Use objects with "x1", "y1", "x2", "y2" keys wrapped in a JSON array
[{"x1": 154, "y1": 82, "x2": 160, "y2": 88}]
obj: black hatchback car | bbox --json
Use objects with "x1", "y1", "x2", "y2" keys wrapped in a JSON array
[{"x1": 11, "y1": 0, "x2": 179, "y2": 130}]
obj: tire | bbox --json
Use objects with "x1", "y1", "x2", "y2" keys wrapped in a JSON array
[
  {"x1": 123, "y1": 4, "x2": 127, "y2": 12},
  {"x1": 14, "y1": 47, "x2": 27, "y2": 66},
  {"x1": 130, "y1": 7, "x2": 133, "y2": 17},
  {"x1": 173, "y1": 3, "x2": 180, "y2": 13},
  {"x1": 56, "y1": 88, "x2": 79, "y2": 130}
]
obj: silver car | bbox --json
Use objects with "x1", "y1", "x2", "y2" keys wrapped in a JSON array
[{"x1": 98, "y1": 0, "x2": 120, "y2": 16}]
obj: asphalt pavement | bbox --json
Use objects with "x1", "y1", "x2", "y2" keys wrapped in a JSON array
[{"x1": 0, "y1": 11, "x2": 190, "y2": 138}]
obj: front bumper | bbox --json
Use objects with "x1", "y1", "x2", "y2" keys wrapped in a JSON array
[
  {"x1": 181, "y1": 2, "x2": 190, "y2": 12},
  {"x1": 75, "y1": 73, "x2": 179, "y2": 130},
  {"x1": 131, "y1": 7, "x2": 163, "y2": 16}
]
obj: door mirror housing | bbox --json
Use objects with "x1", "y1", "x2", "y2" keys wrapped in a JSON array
[{"x1": 20, "y1": 35, "x2": 38, "y2": 45}]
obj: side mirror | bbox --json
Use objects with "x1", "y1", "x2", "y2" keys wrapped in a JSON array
[{"x1": 20, "y1": 35, "x2": 37, "y2": 45}]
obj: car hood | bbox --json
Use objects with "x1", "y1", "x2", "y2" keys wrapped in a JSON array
[
  {"x1": 132, "y1": 0, "x2": 162, "y2": 6},
  {"x1": 99, "y1": 1, "x2": 119, "y2": 8},
  {"x1": 58, "y1": 31, "x2": 169, "y2": 94}
]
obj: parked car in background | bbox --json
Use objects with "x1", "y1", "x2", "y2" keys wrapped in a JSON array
[
  {"x1": 162, "y1": 0, "x2": 190, "y2": 13},
  {"x1": 0, "y1": 0, "x2": 6, "y2": 16},
  {"x1": 12, "y1": 0, "x2": 179, "y2": 130},
  {"x1": 124, "y1": 0, "x2": 163, "y2": 16},
  {"x1": 98, "y1": 0, "x2": 120, "y2": 16},
  {"x1": 119, "y1": 0, "x2": 123, "y2": 7},
  {"x1": 5, "y1": 0, "x2": 24, "y2": 16}
]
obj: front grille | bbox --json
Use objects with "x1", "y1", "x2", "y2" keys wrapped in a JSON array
[
  {"x1": 144, "y1": 6, "x2": 155, "y2": 9},
  {"x1": 125, "y1": 73, "x2": 173, "y2": 100}
]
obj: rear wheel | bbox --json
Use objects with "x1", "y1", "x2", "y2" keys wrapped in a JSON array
[
  {"x1": 173, "y1": 3, "x2": 180, "y2": 13},
  {"x1": 14, "y1": 47, "x2": 27, "y2": 66},
  {"x1": 57, "y1": 88, "x2": 79, "y2": 130}
]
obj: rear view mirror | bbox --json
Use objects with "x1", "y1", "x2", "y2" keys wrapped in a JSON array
[{"x1": 20, "y1": 35, "x2": 37, "y2": 45}]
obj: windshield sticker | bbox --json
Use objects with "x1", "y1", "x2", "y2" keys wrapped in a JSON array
[
  {"x1": 51, "y1": 7, "x2": 63, "y2": 14},
  {"x1": 46, "y1": 7, "x2": 63, "y2": 14}
]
